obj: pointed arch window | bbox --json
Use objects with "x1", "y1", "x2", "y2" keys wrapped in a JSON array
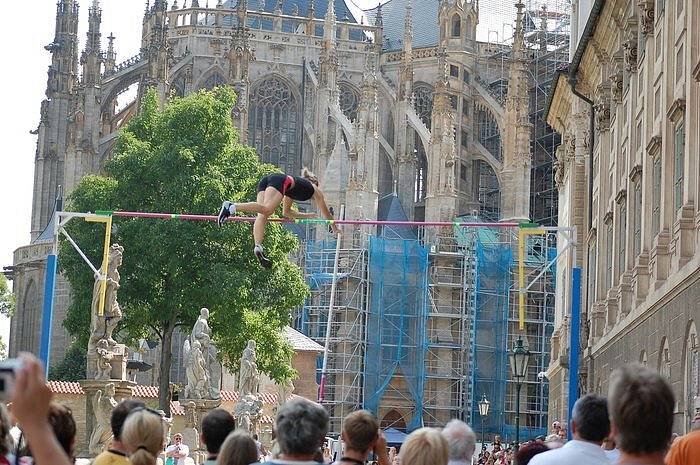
[
  {"x1": 451, "y1": 14, "x2": 462, "y2": 37},
  {"x1": 339, "y1": 83, "x2": 360, "y2": 122},
  {"x1": 201, "y1": 72, "x2": 226, "y2": 90},
  {"x1": 171, "y1": 74, "x2": 186, "y2": 97},
  {"x1": 476, "y1": 107, "x2": 503, "y2": 162},
  {"x1": 248, "y1": 76, "x2": 300, "y2": 174},
  {"x1": 412, "y1": 83, "x2": 434, "y2": 130},
  {"x1": 414, "y1": 135, "x2": 427, "y2": 203}
]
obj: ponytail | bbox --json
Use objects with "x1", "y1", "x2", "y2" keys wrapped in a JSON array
[
  {"x1": 301, "y1": 167, "x2": 319, "y2": 186},
  {"x1": 130, "y1": 447, "x2": 157, "y2": 465}
]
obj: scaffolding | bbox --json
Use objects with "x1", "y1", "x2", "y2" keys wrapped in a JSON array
[
  {"x1": 475, "y1": 0, "x2": 571, "y2": 225},
  {"x1": 464, "y1": 224, "x2": 556, "y2": 441}
]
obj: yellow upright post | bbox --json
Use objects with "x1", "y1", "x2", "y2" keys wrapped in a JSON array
[
  {"x1": 86, "y1": 214, "x2": 113, "y2": 316},
  {"x1": 518, "y1": 227, "x2": 545, "y2": 330}
]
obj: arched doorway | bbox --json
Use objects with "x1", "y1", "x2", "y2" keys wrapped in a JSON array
[{"x1": 381, "y1": 409, "x2": 407, "y2": 431}]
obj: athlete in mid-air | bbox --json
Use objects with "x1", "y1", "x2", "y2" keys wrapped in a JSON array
[{"x1": 217, "y1": 168, "x2": 338, "y2": 268}]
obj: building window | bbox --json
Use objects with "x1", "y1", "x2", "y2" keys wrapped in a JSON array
[
  {"x1": 414, "y1": 137, "x2": 427, "y2": 203},
  {"x1": 606, "y1": 222, "x2": 614, "y2": 291},
  {"x1": 674, "y1": 121, "x2": 685, "y2": 211},
  {"x1": 451, "y1": 14, "x2": 461, "y2": 37},
  {"x1": 618, "y1": 202, "x2": 627, "y2": 276},
  {"x1": 450, "y1": 65, "x2": 459, "y2": 78},
  {"x1": 339, "y1": 83, "x2": 360, "y2": 122},
  {"x1": 462, "y1": 69, "x2": 470, "y2": 84},
  {"x1": 460, "y1": 163, "x2": 468, "y2": 182},
  {"x1": 652, "y1": 156, "x2": 662, "y2": 237},
  {"x1": 633, "y1": 180, "x2": 642, "y2": 256},
  {"x1": 588, "y1": 239, "x2": 597, "y2": 305},
  {"x1": 461, "y1": 129, "x2": 469, "y2": 148},
  {"x1": 476, "y1": 108, "x2": 502, "y2": 162},
  {"x1": 201, "y1": 72, "x2": 226, "y2": 90},
  {"x1": 248, "y1": 76, "x2": 300, "y2": 174},
  {"x1": 412, "y1": 83, "x2": 434, "y2": 129}
]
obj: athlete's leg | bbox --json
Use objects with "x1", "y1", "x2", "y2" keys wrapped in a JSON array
[{"x1": 251, "y1": 187, "x2": 282, "y2": 268}]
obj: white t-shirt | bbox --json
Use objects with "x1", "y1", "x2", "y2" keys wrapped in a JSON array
[{"x1": 165, "y1": 443, "x2": 190, "y2": 465}]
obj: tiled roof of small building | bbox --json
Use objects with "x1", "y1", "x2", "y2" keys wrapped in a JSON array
[
  {"x1": 48, "y1": 381, "x2": 277, "y2": 421},
  {"x1": 284, "y1": 326, "x2": 325, "y2": 352}
]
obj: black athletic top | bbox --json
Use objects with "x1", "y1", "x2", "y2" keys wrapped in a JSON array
[{"x1": 286, "y1": 176, "x2": 316, "y2": 201}]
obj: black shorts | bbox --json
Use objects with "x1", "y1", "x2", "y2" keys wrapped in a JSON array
[{"x1": 257, "y1": 174, "x2": 292, "y2": 195}]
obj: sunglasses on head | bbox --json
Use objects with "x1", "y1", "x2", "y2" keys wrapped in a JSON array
[{"x1": 130, "y1": 406, "x2": 163, "y2": 417}]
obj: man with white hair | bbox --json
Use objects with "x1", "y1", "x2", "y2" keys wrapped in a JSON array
[{"x1": 441, "y1": 419, "x2": 476, "y2": 465}]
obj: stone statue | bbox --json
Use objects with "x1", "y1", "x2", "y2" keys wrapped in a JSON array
[
  {"x1": 182, "y1": 402, "x2": 200, "y2": 465},
  {"x1": 233, "y1": 394, "x2": 262, "y2": 434},
  {"x1": 158, "y1": 409, "x2": 174, "y2": 445},
  {"x1": 238, "y1": 340, "x2": 260, "y2": 396},
  {"x1": 95, "y1": 339, "x2": 113, "y2": 380},
  {"x1": 89, "y1": 383, "x2": 117, "y2": 455},
  {"x1": 276, "y1": 379, "x2": 294, "y2": 409},
  {"x1": 183, "y1": 340, "x2": 209, "y2": 399},
  {"x1": 89, "y1": 244, "x2": 124, "y2": 350},
  {"x1": 191, "y1": 308, "x2": 221, "y2": 399}
]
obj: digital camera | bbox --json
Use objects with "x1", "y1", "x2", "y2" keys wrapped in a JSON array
[{"x1": 0, "y1": 359, "x2": 24, "y2": 401}]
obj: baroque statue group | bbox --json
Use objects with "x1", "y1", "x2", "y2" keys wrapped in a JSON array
[{"x1": 82, "y1": 244, "x2": 292, "y2": 459}]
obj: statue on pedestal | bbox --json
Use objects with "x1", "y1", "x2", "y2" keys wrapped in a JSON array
[
  {"x1": 89, "y1": 383, "x2": 117, "y2": 455},
  {"x1": 184, "y1": 340, "x2": 209, "y2": 399},
  {"x1": 95, "y1": 339, "x2": 114, "y2": 380},
  {"x1": 182, "y1": 402, "x2": 200, "y2": 465},
  {"x1": 233, "y1": 394, "x2": 262, "y2": 434},
  {"x1": 238, "y1": 340, "x2": 260, "y2": 397},
  {"x1": 182, "y1": 308, "x2": 221, "y2": 400}
]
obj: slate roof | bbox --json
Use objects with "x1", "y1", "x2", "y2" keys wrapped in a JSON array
[
  {"x1": 364, "y1": 0, "x2": 440, "y2": 51},
  {"x1": 223, "y1": 0, "x2": 360, "y2": 22},
  {"x1": 377, "y1": 193, "x2": 416, "y2": 239}
]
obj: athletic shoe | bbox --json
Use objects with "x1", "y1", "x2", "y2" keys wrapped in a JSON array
[
  {"x1": 217, "y1": 201, "x2": 234, "y2": 227},
  {"x1": 254, "y1": 246, "x2": 273, "y2": 269}
]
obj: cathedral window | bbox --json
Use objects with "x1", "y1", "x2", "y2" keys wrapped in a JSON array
[
  {"x1": 412, "y1": 83, "x2": 434, "y2": 130},
  {"x1": 617, "y1": 202, "x2": 627, "y2": 277},
  {"x1": 201, "y1": 72, "x2": 226, "y2": 90},
  {"x1": 451, "y1": 14, "x2": 461, "y2": 37},
  {"x1": 414, "y1": 137, "x2": 427, "y2": 203},
  {"x1": 339, "y1": 83, "x2": 360, "y2": 122},
  {"x1": 633, "y1": 180, "x2": 642, "y2": 256},
  {"x1": 450, "y1": 65, "x2": 459, "y2": 78},
  {"x1": 605, "y1": 221, "x2": 613, "y2": 291},
  {"x1": 588, "y1": 237, "x2": 597, "y2": 305},
  {"x1": 248, "y1": 76, "x2": 300, "y2": 174}
]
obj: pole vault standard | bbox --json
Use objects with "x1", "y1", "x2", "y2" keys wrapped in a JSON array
[{"x1": 39, "y1": 209, "x2": 580, "y2": 413}]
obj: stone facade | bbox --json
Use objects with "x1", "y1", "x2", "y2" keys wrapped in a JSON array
[{"x1": 546, "y1": 0, "x2": 700, "y2": 433}]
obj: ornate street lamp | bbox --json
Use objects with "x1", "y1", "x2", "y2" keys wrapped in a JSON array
[
  {"x1": 509, "y1": 337, "x2": 530, "y2": 446},
  {"x1": 478, "y1": 394, "x2": 491, "y2": 448}
]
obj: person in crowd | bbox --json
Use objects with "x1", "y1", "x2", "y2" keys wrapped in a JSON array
[
  {"x1": 9, "y1": 354, "x2": 73, "y2": 465},
  {"x1": 121, "y1": 407, "x2": 166, "y2": 465},
  {"x1": 550, "y1": 422, "x2": 561, "y2": 436},
  {"x1": 16, "y1": 402, "x2": 77, "y2": 464},
  {"x1": 336, "y1": 410, "x2": 389, "y2": 465},
  {"x1": 165, "y1": 433, "x2": 190, "y2": 465},
  {"x1": 608, "y1": 364, "x2": 674, "y2": 465},
  {"x1": 666, "y1": 413, "x2": 700, "y2": 465},
  {"x1": 529, "y1": 394, "x2": 611, "y2": 465},
  {"x1": 542, "y1": 434, "x2": 563, "y2": 450},
  {"x1": 93, "y1": 399, "x2": 146, "y2": 465},
  {"x1": 601, "y1": 436, "x2": 620, "y2": 463},
  {"x1": 0, "y1": 403, "x2": 14, "y2": 465},
  {"x1": 513, "y1": 443, "x2": 548, "y2": 465},
  {"x1": 399, "y1": 428, "x2": 449, "y2": 465},
  {"x1": 200, "y1": 409, "x2": 236, "y2": 465},
  {"x1": 258, "y1": 398, "x2": 329, "y2": 465},
  {"x1": 217, "y1": 430, "x2": 259, "y2": 465},
  {"x1": 252, "y1": 434, "x2": 268, "y2": 461},
  {"x1": 441, "y1": 419, "x2": 476, "y2": 465}
]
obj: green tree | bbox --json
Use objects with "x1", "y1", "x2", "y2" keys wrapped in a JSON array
[
  {"x1": 60, "y1": 87, "x2": 308, "y2": 413},
  {"x1": 49, "y1": 342, "x2": 86, "y2": 381},
  {"x1": 0, "y1": 273, "x2": 15, "y2": 317}
]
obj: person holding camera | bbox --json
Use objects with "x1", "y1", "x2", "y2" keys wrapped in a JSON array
[
  {"x1": 335, "y1": 411, "x2": 389, "y2": 465},
  {"x1": 165, "y1": 433, "x2": 190, "y2": 465}
]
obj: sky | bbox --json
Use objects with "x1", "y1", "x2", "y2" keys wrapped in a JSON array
[{"x1": 0, "y1": 0, "x2": 554, "y2": 348}]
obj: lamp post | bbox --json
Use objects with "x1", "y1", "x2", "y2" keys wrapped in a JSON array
[
  {"x1": 478, "y1": 394, "x2": 490, "y2": 449},
  {"x1": 509, "y1": 337, "x2": 531, "y2": 447}
]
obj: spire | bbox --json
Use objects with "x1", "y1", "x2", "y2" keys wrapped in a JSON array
[
  {"x1": 274, "y1": 0, "x2": 283, "y2": 14},
  {"x1": 435, "y1": 45, "x2": 449, "y2": 91},
  {"x1": 403, "y1": 0, "x2": 413, "y2": 52},
  {"x1": 84, "y1": 0, "x2": 102, "y2": 54},
  {"x1": 513, "y1": 1, "x2": 525, "y2": 58},
  {"x1": 324, "y1": 0, "x2": 336, "y2": 42},
  {"x1": 374, "y1": 2, "x2": 383, "y2": 28},
  {"x1": 48, "y1": 0, "x2": 80, "y2": 96},
  {"x1": 105, "y1": 32, "x2": 116, "y2": 72},
  {"x1": 172, "y1": 0, "x2": 179, "y2": 9},
  {"x1": 308, "y1": 0, "x2": 315, "y2": 18}
]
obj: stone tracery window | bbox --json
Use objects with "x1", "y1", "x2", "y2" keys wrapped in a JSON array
[
  {"x1": 339, "y1": 83, "x2": 360, "y2": 122},
  {"x1": 248, "y1": 76, "x2": 300, "y2": 174},
  {"x1": 412, "y1": 83, "x2": 434, "y2": 129},
  {"x1": 171, "y1": 74, "x2": 186, "y2": 97},
  {"x1": 201, "y1": 72, "x2": 226, "y2": 90}
]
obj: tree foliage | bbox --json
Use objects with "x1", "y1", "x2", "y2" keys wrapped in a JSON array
[
  {"x1": 0, "y1": 274, "x2": 15, "y2": 318},
  {"x1": 49, "y1": 342, "x2": 86, "y2": 381},
  {"x1": 60, "y1": 87, "x2": 308, "y2": 410}
]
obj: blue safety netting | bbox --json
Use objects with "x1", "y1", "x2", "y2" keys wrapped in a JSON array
[{"x1": 363, "y1": 236, "x2": 429, "y2": 431}]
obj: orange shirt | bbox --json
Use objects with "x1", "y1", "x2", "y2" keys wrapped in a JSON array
[{"x1": 666, "y1": 430, "x2": 700, "y2": 465}]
